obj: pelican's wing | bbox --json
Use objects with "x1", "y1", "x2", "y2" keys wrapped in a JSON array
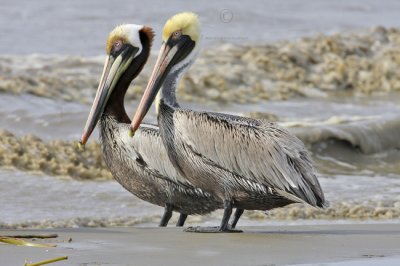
[
  {"x1": 132, "y1": 123, "x2": 195, "y2": 187},
  {"x1": 175, "y1": 110, "x2": 327, "y2": 207}
]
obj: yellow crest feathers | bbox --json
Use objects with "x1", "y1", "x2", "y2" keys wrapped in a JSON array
[
  {"x1": 162, "y1": 12, "x2": 200, "y2": 42},
  {"x1": 106, "y1": 25, "x2": 129, "y2": 54}
]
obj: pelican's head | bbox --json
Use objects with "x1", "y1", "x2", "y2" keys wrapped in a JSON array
[
  {"x1": 80, "y1": 24, "x2": 154, "y2": 146},
  {"x1": 161, "y1": 12, "x2": 201, "y2": 72},
  {"x1": 130, "y1": 12, "x2": 200, "y2": 135}
]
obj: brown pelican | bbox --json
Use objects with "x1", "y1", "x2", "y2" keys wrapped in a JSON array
[
  {"x1": 79, "y1": 23, "x2": 223, "y2": 227},
  {"x1": 129, "y1": 12, "x2": 328, "y2": 232}
]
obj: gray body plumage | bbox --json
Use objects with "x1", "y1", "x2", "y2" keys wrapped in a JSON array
[
  {"x1": 158, "y1": 100, "x2": 328, "y2": 210},
  {"x1": 99, "y1": 114, "x2": 221, "y2": 215}
]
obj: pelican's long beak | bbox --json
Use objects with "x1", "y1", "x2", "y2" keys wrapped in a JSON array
[
  {"x1": 80, "y1": 47, "x2": 138, "y2": 146},
  {"x1": 129, "y1": 37, "x2": 194, "y2": 136}
]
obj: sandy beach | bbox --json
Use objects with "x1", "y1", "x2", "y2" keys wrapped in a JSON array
[{"x1": 1, "y1": 223, "x2": 400, "y2": 266}]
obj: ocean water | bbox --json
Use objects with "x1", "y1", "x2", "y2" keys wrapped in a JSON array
[
  {"x1": 2, "y1": 0, "x2": 400, "y2": 55},
  {"x1": 1, "y1": 1, "x2": 400, "y2": 228}
]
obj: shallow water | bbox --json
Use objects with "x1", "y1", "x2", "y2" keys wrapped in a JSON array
[
  {"x1": 0, "y1": 169, "x2": 161, "y2": 225},
  {"x1": 1, "y1": 167, "x2": 399, "y2": 228},
  {"x1": 0, "y1": 94, "x2": 88, "y2": 140}
]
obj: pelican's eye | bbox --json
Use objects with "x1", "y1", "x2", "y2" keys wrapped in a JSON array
[
  {"x1": 113, "y1": 40, "x2": 123, "y2": 52},
  {"x1": 172, "y1": 30, "x2": 182, "y2": 40}
]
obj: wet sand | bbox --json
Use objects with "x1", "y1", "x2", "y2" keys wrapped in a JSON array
[{"x1": 1, "y1": 223, "x2": 400, "y2": 265}]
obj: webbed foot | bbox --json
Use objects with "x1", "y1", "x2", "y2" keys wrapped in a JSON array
[{"x1": 183, "y1": 226, "x2": 242, "y2": 233}]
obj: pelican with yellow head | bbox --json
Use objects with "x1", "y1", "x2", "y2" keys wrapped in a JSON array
[
  {"x1": 130, "y1": 12, "x2": 328, "y2": 233},
  {"x1": 130, "y1": 12, "x2": 201, "y2": 132}
]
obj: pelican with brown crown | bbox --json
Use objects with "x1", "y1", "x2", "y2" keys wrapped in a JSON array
[
  {"x1": 129, "y1": 12, "x2": 328, "y2": 233},
  {"x1": 80, "y1": 23, "x2": 222, "y2": 228}
]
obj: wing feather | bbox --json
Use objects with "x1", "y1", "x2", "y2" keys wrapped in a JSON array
[{"x1": 130, "y1": 124, "x2": 195, "y2": 187}]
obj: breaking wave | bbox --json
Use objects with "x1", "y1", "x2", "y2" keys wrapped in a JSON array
[
  {"x1": 1, "y1": 27, "x2": 400, "y2": 105},
  {"x1": 291, "y1": 115, "x2": 400, "y2": 154}
]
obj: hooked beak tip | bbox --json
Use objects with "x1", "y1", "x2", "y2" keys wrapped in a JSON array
[
  {"x1": 128, "y1": 127, "x2": 135, "y2": 138},
  {"x1": 77, "y1": 140, "x2": 86, "y2": 151}
]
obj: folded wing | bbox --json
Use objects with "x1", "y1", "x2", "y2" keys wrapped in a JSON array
[{"x1": 175, "y1": 110, "x2": 327, "y2": 207}]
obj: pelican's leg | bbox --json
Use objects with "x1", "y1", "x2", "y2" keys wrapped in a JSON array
[
  {"x1": 184, "y1": 200, "x2": 242, "y2": 233},
  {"x1": 159, "y1": 204, "x2": 173, "y2": 227},
  {"x1": 218, "y1": 200, "x2": 242, "y2": 232},
  {"x1": 176, "y1": 213, "x2": 188, "y2": 227},
  {"x1": 230, "y1": 208, "x2": 244, "y2": 229},
  {"x1": 219, "y1": 199, "x2": 233, "y2": 230}
]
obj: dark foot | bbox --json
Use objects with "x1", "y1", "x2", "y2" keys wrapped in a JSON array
[
  {"x1": 183, "y1": 199, "x2": 244, "y2": 233},
  {"x1": 183, "y1": 226, "x2": 243, "y2": 233}
]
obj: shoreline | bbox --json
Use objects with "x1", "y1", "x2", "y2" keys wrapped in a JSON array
[{"x1": 1, "y1": 223, "x2": 400, "y2": 265}]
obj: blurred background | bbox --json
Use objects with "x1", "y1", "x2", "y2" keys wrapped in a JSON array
[{"x1": 1, "y1": 0, "x2": 399, "y2": 229}]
